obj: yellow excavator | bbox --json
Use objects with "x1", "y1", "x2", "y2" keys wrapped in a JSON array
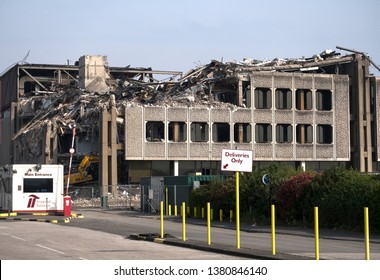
[{"x1": 64, "y1": 155, "x2": 99, "y2": 185}]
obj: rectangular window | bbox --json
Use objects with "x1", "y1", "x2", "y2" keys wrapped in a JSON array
[
  {"x1": 317, "y1": 125, "x2": 333, "y2": 144},
  {"x1": 275, "y1": 88, "x2": 292, "y2": 109},
  {"x1": 296, "y1": 89, "x2": 312, "y2": 110},
  {"x1": 146, "y1": 121, "x2": 164, "y2": 142},
  {"x1": 234, "y1": 123, "x2": 252, "y2": 143},
  {"x1": 243, "y1": 81, "x2": 252, "y2": 108},
  {"x1": 169, "y1": 122, "x2": 187, "y2": 142},
  {"x1": 191, "y1": 122, "x2": 209, "y2": 142},
  {"x1": 316, "y1": 90, "x2": 332, "y2": 111},
  {"x1": 212, "y1": 123, "x2": 230, "y2": 142},
  {"x1": 255, "y1": 124, "x2": 272, "y2": 143},
  {"x1": 24, "y1": 178, "x2": 53, "y2": 193},
  {"x1": 254, "y1": 88, "x2": 272, "y2": 109},
  {"x1": 276, "y1": 124, "x2": 293, "y2": 143},
  {"x1": 296, "y1": 124, "x2": 313, "y2": 143}
]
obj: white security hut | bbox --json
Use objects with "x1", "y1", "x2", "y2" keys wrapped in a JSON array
[{"x1": 0, "y1": 164, "x2": 64, "y2": 213}]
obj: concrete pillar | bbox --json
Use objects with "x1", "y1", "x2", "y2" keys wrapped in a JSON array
[
  {"x1": 110, "y1": 106, "x2": 118, "y2": 195},
  {"x1": 100, "y1": 106, "x2": 109, "y2": 207},
  {"x1": 174, "y1": 160, "x2": 179, "y2": 176}
]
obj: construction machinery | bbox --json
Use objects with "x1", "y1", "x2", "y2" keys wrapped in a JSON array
[{"x1": 64, "y1": 155, "x2": 99, "y2": 185}]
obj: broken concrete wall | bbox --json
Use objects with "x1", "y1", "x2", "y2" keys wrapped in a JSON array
[{"x1": 123, "y1": 70, "x2": 350, "y2": 162}]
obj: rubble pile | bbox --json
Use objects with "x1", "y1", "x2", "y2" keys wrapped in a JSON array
[{"x1": 14, "y1": 49, "x2": 347, "y2": 144}]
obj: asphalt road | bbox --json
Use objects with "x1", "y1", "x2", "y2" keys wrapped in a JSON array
[
  {"x1": 0, "y1": 219, "x2": 245, "y2": 260},
  {"x1": 59, "y1": 208, "x2": 380, "y2": 260},
  {"x1": 2, "y1": 207, "x2": 380, "y2": 260}
]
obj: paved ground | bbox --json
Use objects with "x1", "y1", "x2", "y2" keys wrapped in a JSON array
[{"x1": 2, "y1": 208, "x2": 380, "y2": 260}]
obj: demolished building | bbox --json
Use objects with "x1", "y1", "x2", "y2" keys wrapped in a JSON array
[{"x1": 1, "y1": 47, "x2": 380, "y2": 204}]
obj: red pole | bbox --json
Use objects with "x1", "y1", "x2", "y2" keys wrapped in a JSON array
[{"x1": 65, "y1": 125, "x2": 76, "y2": 196}]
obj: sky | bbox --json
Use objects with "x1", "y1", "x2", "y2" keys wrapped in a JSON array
[{"x1": 1, "y1": 0, "x2": 379, "y2": 76}]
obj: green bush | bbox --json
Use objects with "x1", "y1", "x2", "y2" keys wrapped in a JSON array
[
  {"x1": 188, "y1": 164, "x2": 380, "y2": 233},
  {"x1": 275, "y1": 172, "x2": 316, "y2": 225},
  {"x1": 303, "y1": 167, "x2": 380, "y2": 232}
]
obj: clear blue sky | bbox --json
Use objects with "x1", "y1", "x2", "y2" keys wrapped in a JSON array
[{"x1": 1, "y1": 0, "x2": 379, "y2": 75}]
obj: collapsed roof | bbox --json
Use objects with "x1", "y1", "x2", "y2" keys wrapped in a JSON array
[{"x1": 12, "y1": 48, "x2": 375, "y2": 146}]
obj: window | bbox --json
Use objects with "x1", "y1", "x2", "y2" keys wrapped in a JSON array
[
  {"x1": 276, "y1": 124, "x2": 293, "y2": 143},
  {"x1": 168, "y1": 122, "x2": 187, "y2": 142},
  {"x1": 296, "y1": 124, "x2": 313, "y2": 143},
  {"x1": 191, "y1": 122, "x2": 209, "y2": 142},
  {"x1": 242, "y1": 81, "x2": 252, "y2": 108},
  {"x1": 255, "y1": 124, "x2": 272, "y2": 143},
  {"x1": 24, "y1": 178, "x2": 53, "y2": 193},
  {"x1": 316, "y1": 90, "x2": 332, "y2": 111},
  {"x1": 146, "y1": 121, "x2": 164, "y2": 142},
  {"x1": 296, "y1": 89, "x2": 312, "y2": 110},
  {"x1": 212, "y1": 123, "x2": 230, "y2": 142},
  {"x1": 317, "y1": 125, "x2": 333, "y2": 144},
  {"x1": 254, "y1": 88, "x2": 272, "y2": 109},
  {"x1": 275, "y1": 88, "x2": 292, "y2": 109},
  {"x1": 234, "y1": 123, "x2": 252, "y2": 143}
]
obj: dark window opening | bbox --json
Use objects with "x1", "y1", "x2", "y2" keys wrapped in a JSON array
[
  {"x1": 212, "y1": 123, "x2": 230, "y2": 142},
  {"x1": 191, "y1": 122, "x2": 209, "y2": 142},
  {"x1": 254, "y1": 88, "x2": 272, "y2": 109},
  {"x1": 276, "y1": 124, "x2": 293, "y2": 143},
  {"x1": 146, "y1": 121, "x2": 164, "y2": 142},
  {"x1": 255, "y1": 124, "x2": 272, "y2": 143},
  {"x1": 58, "y1": 134, "x2": 72, "y2": 153},
  {"x1": 317, "y1": 125, "x2": 333, "y2": 144},
  {"x1": 296, "y1": 124, "x2": 313, "y2": 144},
  {"x1": 24, "y1": 178, "x2": 53, "y2": 193},
  {"x1": 169, "y1": 122, "x2": 187, "y2": 142},
  {"x1": 234, "y1": 123, "x2": 252, "y2": 143},
  {"x1": 242, "y1": 81, "x2": 251, "y2": 108},
  {"x1": 296, "y1": 89, "x2": 312, "y2": 110},
  {"x1": 214, "y1": 90, "x2": 237, "y2": 105},
  {"x1": 275, "y1": 88, "x2": 292, "y2": 109},
  {"x1": 316, "y1": 90, "x2": 332, "y2": 111}
]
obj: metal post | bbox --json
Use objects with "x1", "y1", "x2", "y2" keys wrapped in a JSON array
[
  {"x1": 271, "y1": 204, "x2": 276, "y2": 255},
  {"x1": 66, "y1": 125, "x2": 76, "y2": 196},
  {"x1": 182, "y1": 202, "x2": 186, "y2": 241},
  {"x1": 314, "y1": 207, "x2": 319, "y2": 260},
  {"x1": 236, "y1": 171, "x2": 240, "y2": 249},
  {"x1": 207, "y1": 202, "x2": 211, "y2": 245},
  {"x1": 160, "y1": 201, "x2": 164, "y2": 238},
  {"x1": 364, "y1": 207, "x2": 370, "y2": 260}
]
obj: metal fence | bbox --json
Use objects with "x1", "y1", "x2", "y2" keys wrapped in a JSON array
[{"x1": 69, "y1": 184, "x2": 141, "y2": 210}]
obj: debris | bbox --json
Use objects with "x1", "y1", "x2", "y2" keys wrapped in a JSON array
[{"x1": 12, "y1": 49, "x2": 355, "y2": 159}]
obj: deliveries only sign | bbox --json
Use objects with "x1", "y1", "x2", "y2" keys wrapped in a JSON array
[{"x1": 221, "y1": 149, "x2": 253, "y2": 172}]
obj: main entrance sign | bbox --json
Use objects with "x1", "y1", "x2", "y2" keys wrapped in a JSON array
[{"x1": 221, "y1": 149, "x2": 253, "y2": 172}]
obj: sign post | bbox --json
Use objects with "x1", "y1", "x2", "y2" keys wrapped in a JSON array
[{"x1": 221, "y1": 149, "x2": 252, "y2": 249}]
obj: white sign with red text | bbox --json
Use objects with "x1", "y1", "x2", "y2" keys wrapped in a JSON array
[{"x1": 221, "y1": 149, "x2": 253, "y2": 172}]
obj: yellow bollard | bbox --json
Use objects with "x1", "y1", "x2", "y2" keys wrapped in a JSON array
[
  {"x1": 182, "y1": 202, "x2": 186, "y2": 241},
  {"x1": 211, "y1": 208, "x2": 214, "y2": 221},
  {"x1": 202, "y1": 207, "x2": 205, "y2": 219},
  {"x1": 230, "y1": 210, "x2": 233, "y2": 223},
  {"x1": 165, "y1": 188, "x2": 168, "y2": 215},
  {"x1": 187, "y1": 206, "x2": 190, "y2": 217},
  {"x1": 160, "y1": 201, "x2": 164, "y2": 238},
  {"x1": 364, "y1": 207, "x2": 370, "y2": 260},
  {"x1": 168, "y1": 205, "x2": 171, "y2": 216},
  {"x1": 219, "y1": 209, "x2": 223, "y2": 222},
  {"x1": 194, "y1": 207, "x2": 197, "y2": 218},
  {"x1": 207, "y1": 202, "x2": 211, "y2": 245},
  {"x1": 314, "y1": 206, "x2": 319, "y2": 260},
  {"x1": 271, "y1": 204, "x2": 276, "y2": 255},
  {"x1": 174, "y1": 205, "x2": 177, "y2": 216}
]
